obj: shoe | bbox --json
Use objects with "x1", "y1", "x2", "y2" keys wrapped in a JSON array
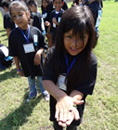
[
  {"x1": 26, "y1": 96, "x2": 36, "y2": 103},
  {"x1": 43, "y1": 94, "x2": 50, "y2": 101},
  {"x1": 26, "y1": 98, "x2": 31, "y2": 103}
]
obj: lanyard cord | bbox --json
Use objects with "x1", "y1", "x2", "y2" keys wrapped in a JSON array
[
  {"x1": 55, "y1": 10, "x2": 62, "y2": 18},
  {"x1": 19, "y1": 26, "x2": 30, "y2": 43},
  {"x1": 65, "y1": 55, "x2": 76, "y2": 75}
]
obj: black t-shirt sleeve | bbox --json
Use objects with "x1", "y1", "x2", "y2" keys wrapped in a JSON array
[
  {"x1": 37, "y1": 29, "x2": 47, "y2": 49},
  {"x1": 9, "y1": 30, "x2": 18, "y2": 56},
  {"x1": 4, "y1": 13, "x2": 15, "y2": 30},
  {"x1": 75, "y1": 53, "x2": 97, "y2": 95},
  {"x1": 33, "y1": 14, "x2": 42, "y2": 31},
  {"x1": 42, "y1": 47, "x2": 55, "y2": 81},
  {"x1": 89, "y1": 1, "x2": 100, "y2": 23},
  {"x1": 4, "y1": 13, "x2": 11, "y2": 29}
]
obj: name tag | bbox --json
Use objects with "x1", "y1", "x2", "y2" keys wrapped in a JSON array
[
  {"x1": 57, "y1": 75, "x2": 67, "y2": 91},
  {"x1": 53, "y1": 23, "x2": 56, "y2": 28},
  {"x1": 43, "y1": 13, "x2": 47, "y2": 18},
  {"x1": 23, "y1": 43, "x2": 35, "y2": 53},
  {"x1": 58, "y1": 17, "x2": 61, "y2": 23},
  {"x1": 0, "y1": 46, "x2": 8, "y2": 57}
]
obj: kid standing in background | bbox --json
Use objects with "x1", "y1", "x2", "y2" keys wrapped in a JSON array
[
  {"x1": 9, "y1": 1, "x2": 49, "y2": 102},
  {"x1": 2, "y1": 0, "x2": 15, "y2": 39},
  {"x1": 50, "y1": 0, "x2": 68, "y2": 11},
  {"x1": 47, "y1": 0, "x2": 64, "y2": 46},
  {"x1": 41, "y1": 0, "x2": 52, "y2": 47},
  {"x1": 88, "y1": 0, "x2": 103, "y2": 42},
  {"x1": 27, "y1": 0, "x2": 46, "y2": 36},
  {"x1": 43, "y1": 6, "x2": 97, "y2": 129}
]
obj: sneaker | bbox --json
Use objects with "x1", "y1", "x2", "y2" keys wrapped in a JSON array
[
  {"x1": 43, "y1": 94, "x2": 50, "y2": 101},
  {"x1": 26, "y1": 98, "x2": 31, "y2": 103},
  {"x1": 26, "y1": 96, "x2": 36, "y2": 103}
]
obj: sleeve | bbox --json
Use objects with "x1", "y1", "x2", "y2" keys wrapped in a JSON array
[
  {"x1": 38, "y1": 30, "x2": 47, "y2": 49},
  {"x1": 33, "y1": 15, "x2": 42, "y2": 31},
  {"x1": 75, "y1": 54, "x2": 97, "y2": 95},
  {"x1": 89, "y1": 1, "x2": 100, "y2": 23},
  {"x1": 4, "y1": 13, "x2": 11, "y2": 29},
  {"x1": 49, "y1": 11, "x2": 53, "y2": 25},
  {"x1": 42, "y1": 47, "x2": 55, "y2": 81},
  {"x1": 9, "y1": 32, "x2": 18, "y2": 56}
]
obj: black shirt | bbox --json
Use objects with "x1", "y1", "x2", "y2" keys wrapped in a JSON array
[
  {"x1": 3, "y1": 12, "x2": 15, "y2": 30},
  {"x1": 43, "y1": 47, "x2": 97, "y2": 124},
  {"x1": 9, "y1": 26, "x2": 47, "y2": 77},
  {"x1": 89, "y1": 1, "x2": 102, "y2": 24},
  {"x1": 42, "y1": 5, "x2": 52, "y2": 31},
  {"x1": 49, "y1": 9, "x2": 64, "y2": 33},
  {"x1": 32, "y1": 12, "x2": 45, "y2": 33}
]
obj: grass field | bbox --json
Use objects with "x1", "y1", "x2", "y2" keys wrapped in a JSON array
[{"x1": 0, "y1": 1, "x2": 118, "y2": 130}]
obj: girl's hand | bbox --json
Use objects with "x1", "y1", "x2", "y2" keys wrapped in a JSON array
[
  {"x1": 34, "y1": 50, "x2": 43, "y2": 65},
  {"x1": 52, "y1": 18, "x2": 57, "y2": 24},
  {"x1": 58, "y1": 106, "x2": 80, "y2": 127},
  {"x1": 17, "y1": 70, "x2": 24, "y2": 76},
  {"x1": 55, "y1": 96, "x2": 84, "y2": 127},
  {"x1": 55, "y1": 96, "x2": 75, "y2": 126},
  {"x1": 45, "y1": 21, "x2": 50, "y2": 26}
]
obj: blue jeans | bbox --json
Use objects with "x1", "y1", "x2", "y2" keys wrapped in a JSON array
[{"x1": 28, "y1": 76, "x2": 46, "y2": 99}]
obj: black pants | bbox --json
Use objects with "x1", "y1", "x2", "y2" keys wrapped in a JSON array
[{"x1": 53, "y1": 120, "x2": 77, "y2": 130}]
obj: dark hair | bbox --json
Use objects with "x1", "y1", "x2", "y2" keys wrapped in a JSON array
[
  {"x1": 41, "y1": 0, "x2": 51, "y2": 12},
  {"x1": 9, "y1": 1, "x2": 28, "y2": 17},
  {"x1": 52, "y1": 6, "x2": 97, "y2": 94},
  {"x1": 53, "y1": 0, "x2": 64, "y2": 2},
  {"x1": 27, "y1": 0, "x2": 37, "y2": 7},
  {"x1": 1, "y1": 0, "x2": 10, "y2": 8},
  {"x1": 56, "y1": 6, "x2": 96, "y2": 56}
]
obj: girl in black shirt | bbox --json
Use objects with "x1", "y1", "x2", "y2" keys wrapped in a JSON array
[
  {"x1": 43, "y1": 6, "x2": 97, "y2": 129},
  {"x1": 9, "y1": 1, "x2": 49, "y2": 102}
]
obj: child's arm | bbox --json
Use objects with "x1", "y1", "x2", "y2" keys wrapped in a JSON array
[
  {"x1": 69, "y1": 90, "x2": 84, "y2": 105},
  {"x1": 57, "y1": 90, "x2": 84, "y2": 127},
  {"x1": 6, "y1": 28, "x2": 11, "y2": 38},
  {"x1": 43, "y1": 80, "x2": 82, "y2": 127},
  {"x1": 34, "y1": 48, "x2": 44, "y2": 65},
  {"x1": 13, "y1": 56, "x2": 24, "y2": 76},
  {"x1": 52, "y1": 17, "x2": 59, "y2": 26},
  {"x1": 47, "y1": 25, "x2": 52, "y2": 47}
]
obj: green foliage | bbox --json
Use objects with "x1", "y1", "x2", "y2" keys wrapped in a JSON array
[{"x1": 0, "y1": 1, "x2": 118, "y2": 129}]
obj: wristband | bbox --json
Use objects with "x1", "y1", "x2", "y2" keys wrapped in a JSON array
[{"x1": 17, "y1": 69, "x2": 21, "y2": 72}]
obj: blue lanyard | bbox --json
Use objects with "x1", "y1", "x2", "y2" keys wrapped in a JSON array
[
  {"x1": 55, "y1": 10, "x2": 62, "y2": 18},
  {"x1": 43, "y1": 9, "x2": 46, "y2": 14},
  {"x1": 65, "y1": 55, "x2": 76, "y2": 75},
  {"x1": 19, "y1": 26, "x2": 30, "y2": 43}
]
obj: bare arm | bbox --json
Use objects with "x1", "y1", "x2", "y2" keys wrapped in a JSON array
[
  {"x1": 70, "y1": 90, "x2": 84, "y2": 105},
  {"x1": 6, "y1": 28, "x2": 11, "y2": 39},
  {"x1": 43, "y1": 80, "x2": 84, "y2": 127},
  {"x1": 43, "y1": 80, "x2": 67, "y2": 101},
  {"x1": 34, "y1": 48, "x2": 44, "y2": 65},
  {"x1": 13, "y1": 56, "x2": 24, "y2": 76}
]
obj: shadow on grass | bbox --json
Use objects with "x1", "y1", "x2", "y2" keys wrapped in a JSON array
[
  {"x1": 0, "y1": 29, "x2": 6, "y2": 33},
  {"x1": 0, "y1": 33, "x2": 7, "y2": 37},
  {"x1": 2, "y1": 38, "x2": 8, "y2": 41},
  {"x1": 0, "y1": 93, "x2": 43, "y2": 130},
  {"x1": 0, "y1": 68, "x2": 19, "y2": 82}
]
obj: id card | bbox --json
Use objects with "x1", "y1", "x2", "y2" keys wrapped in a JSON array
[
  {"x1": 23, "y1": 43, "x2": 35, "y2": 53},
  {"x1": 58, "y1": 17, "x2": 61, "y2": 23},
  {"x1": 57, "y1": 75, "x2": 67, "y2": 91},
  {"x1": 0, "y1": 46, "x2": 8, "y2": 57},
  {"x1": 43, "y1": 13, "x2": 47, "y2": 19},
  {"x1": 53, "y1": 23, "x2": 56, "y2": 28}
]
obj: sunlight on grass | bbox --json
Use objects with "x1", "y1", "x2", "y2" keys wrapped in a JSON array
[{"x1": 0, "y1": 1, "x2": 118, "y2": 130}]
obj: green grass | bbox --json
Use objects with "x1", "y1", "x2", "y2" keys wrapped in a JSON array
[{"x1": 0, "y1": 1, "x2": 118, "y2": 130}]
